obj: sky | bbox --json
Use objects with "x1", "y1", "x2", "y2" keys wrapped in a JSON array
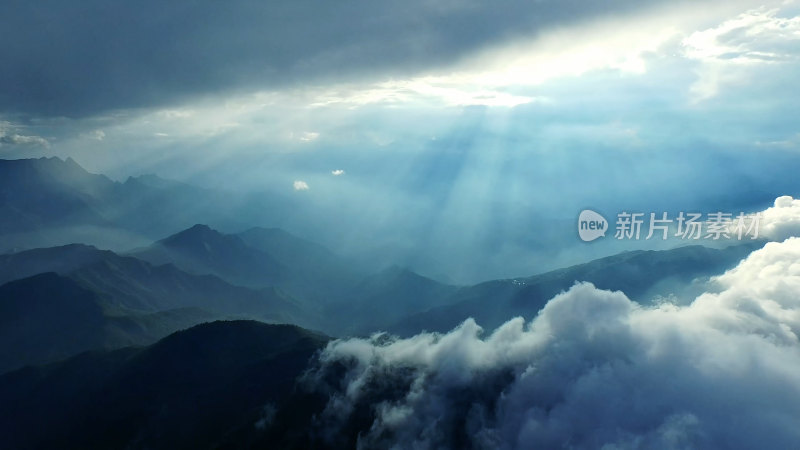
[
  {"x1": 1, "y1": 0, "x2": 799, "y2": 282},
  {"x1": 5, "y1": 4, "x2": 800, "y2": 445}
]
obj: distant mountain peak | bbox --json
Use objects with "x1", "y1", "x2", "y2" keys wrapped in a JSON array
[
  {"x1": 154, "y1": 319, "x2": 327, "y2": 350},
  {"x1": 241, "y1": 226, "x2": 282, "y2": 234},
  {"x1": 187, "y1": 223, "x2": 213, "y2": 233},
  {"x1": 160, "y1": 224, "x2": 220, "y2": 245},
  {"x1": 152, "y1": 225, "x2": 233, "y2": 261},
  {"x1": 168, "y1": 226, "x2": 254, "y2": 260},
  {"x1": 63, "y1": 156, "x2": 80, "y2": 166},
  {"x1": 35, "y1": 155, "x2": 86, "y2": 171},
  {"x1": 10, "y1": 270, "x2": 64, "y2": 284},
  {"x1": 53, "y1": 242, "x2": 100, "y2": 250},
  {"x1": 238, "y1": 226, "x2": 307, "y2": 242},
  {"x1": 136, "y1": 224, "x2": 289, "y2": 290},
  {"x1": 124, "y1": 173, "x2": 188, "y2": 190},
  {"x1": 0, "y1": 156, "x2": 77, "y2": 169},
  {"x1": 376, "y1": 265, "x2": 419, "y2": 279}
]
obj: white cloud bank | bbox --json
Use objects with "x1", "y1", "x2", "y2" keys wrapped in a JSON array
[
  {"x1": 760, "y1": 195, "x2": 800, "y2": 241},
  {"x1": 293, "y1": 180, "x2": 310, "y2": 191},
  {"x1": 305, "y1": 195, "x2": 800, "y2": 449}
]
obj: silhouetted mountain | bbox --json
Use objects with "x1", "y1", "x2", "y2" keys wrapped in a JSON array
[
  {"x1": 134, "y1": 224, "x2": 287, "y2": 288},
  {"x1": 237, "y1": 227, "x2": 336, "y2": 264},
  {"x1": 0, "y1": 243, "x2": 309, "y2": 322},
  {"x1": 75, "y1": 256, "x2": 302, "y2": 318},
  {"x1": 124, "y1": 173, "x2": 192, "y2": 190},
  {"x1": 0, "y1": 272, "x2": 223, "y2": 374},
  {"x1": 0, "y1": 242, "x2": 773, "y2": 448},
  {"x1": 132, "y1": 225, "x2": 468, "y2": 335},
  {"x1": 0, "y1": 244, "x2": 326, "y2": 372},
  {"x1": 0, "y1": 157, "x2": 112, "y2": 234},
  {"x1": 0, "y1": 272, "x2": 108, "y2": 373},
  {"x1": 0, "y1": 157, "x2": 248, "y2": 253},
  {"x1": 330, "y1": 265, "x2": 458, "y2": 335},
  {"x1": 0, "y1": 243, "x2": 111, "y2": 285},
  {"x1": 110, "y1": 173, "x2": 230, "y2": 235},
  {"x1": 133, "y1": 225, "x2": 461, "y2": 335},
  {"x1": 390, "y1": 243, "x2": 763, "y2": 335},
  {"x1": 237, "y1": 226, "x2": 362, "y2": 301},
  {"x1": 137, "y1": 224, "x2": 373, "y2": 309},
  {"x1": 0, "y1": 320, "x2": 328, "y2": 450}
]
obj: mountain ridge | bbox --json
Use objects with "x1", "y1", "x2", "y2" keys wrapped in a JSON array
[
  {"x1": 389, "y1": 242, "x2": 763, "y2": 335},
  {"x1": 0, "y1": 320, "x2": 329, "y2": 450}
]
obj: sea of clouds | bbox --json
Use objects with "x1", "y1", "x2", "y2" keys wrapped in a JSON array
[{"x1": 302, "y1": 196, "x2": 800, "y2": 449}]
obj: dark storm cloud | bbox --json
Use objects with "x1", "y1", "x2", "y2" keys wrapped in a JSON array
[{"x1": 0, "y1": 0, "x2": 670, "y2": 117}]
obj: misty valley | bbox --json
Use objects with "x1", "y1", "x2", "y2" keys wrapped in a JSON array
[
  {"x1": 2, "y1": 156, "x2": 795, "y2": 449},
  {"x1": 3, "y1": 1, "x2": 800, "y2": 448}
]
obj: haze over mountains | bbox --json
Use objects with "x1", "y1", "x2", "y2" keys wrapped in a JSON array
[
  {"x1": 0, "y1": 157, "x2": 763, "y2": 368},
  {"x1": 390, "y1": 242, "x2": 761, "y2": 335},
  {"x1": 0, "y1": 156, "x2": 242, "y2": 253},
  {"x1": 3, "y1": 0, "x2": 800, "y2": 446},
  {"x1": 0, "y1": 156, "x2": 789, "y2": 448}
]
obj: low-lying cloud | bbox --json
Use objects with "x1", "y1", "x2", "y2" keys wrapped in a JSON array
[
  {"x1": 303, "y1": 197, "x2": 800, "y2": 449},
  {"x1": 760, "y1": 195, "x2": 800, "y2": 241}
]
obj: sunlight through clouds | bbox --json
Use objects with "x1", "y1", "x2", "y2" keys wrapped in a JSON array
[
  {"x1": 3, "y1": 0, "x2": 797, "y2": 283},
  {"x1": 683, "y1": 4, "x2": 800, "y2": 100},
  {"x1": 40, "y1": 0, "x2": 798, "y2": 160}
]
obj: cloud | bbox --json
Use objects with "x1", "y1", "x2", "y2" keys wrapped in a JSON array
[
  {"x1": 331, "y1": 169, "x2": 345, "y2": 176},
  {"x1": 297, "y1": 132, "x2": 319, "y2": 142},
  {"x1": 683, "y1": 6, "x2": 800, "y2": 64},
  {"x1": 293, "y1": 180, "x2": 310, "y2": 191},
  {"x1": 303, "y1": 219, "x2": 800, "y2": 448},
  {"x1": 0, "y1": 0, "x2": 702, "y2": 117},
  {"x1": 755, "y1": 133, "x2": 800, "y2": 150},
  {"x1": 758, "y1": 195, "x2": 800, "y2": 241},
  {"x1": 0, "y1": 133, "x2": 49, "y2": 148},
  {"x1": 306, "y1": 1, "x2": 791, "y2": 109},
  {"x1": 311, "y1": 78, "x2": 539, "y2": 108},
  {"x1": 0, "y1": 122, "x2": 49, "y2": 148},
  {"x1": 80, "y1": 129, "x2": 105, "y2": 141},
  {"x1": 682, "y1": 6, "x2": 800, "y2": 100},
  {"x1": 3, "y1": 3, "x2": 794, "y2": 284}
]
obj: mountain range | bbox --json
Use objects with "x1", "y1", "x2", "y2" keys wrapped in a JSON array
[
  {"x1": 0, "y1": 156, "x2": 769, "y2": 448},
  {"x1": 0, "y1": 156, "x2": 242, "y2": 253},
  {"x1": 388, "y1": 242, "x2": 762, "y2": 335},
  {"x1": 0, "y1": 320, "x2": 328, "y2": 449},
  {"x1": 0, "y1": 218, "x2": 759, "y2": 374}
]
